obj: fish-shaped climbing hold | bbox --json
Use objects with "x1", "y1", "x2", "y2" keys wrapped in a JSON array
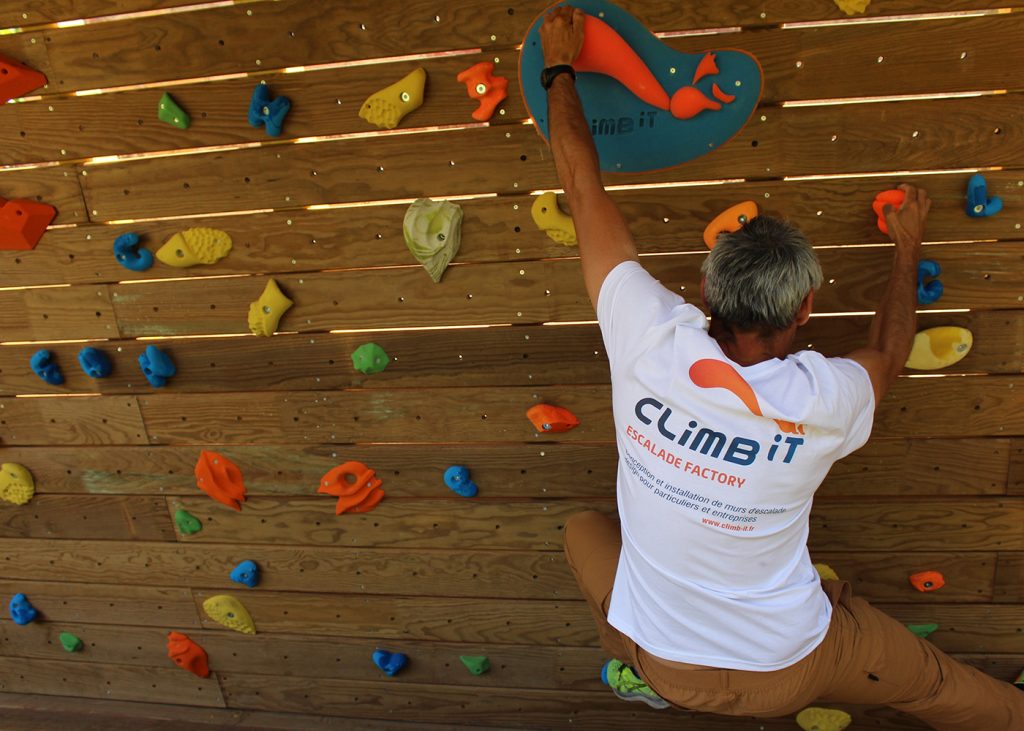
[
  {"x1": 444, "y1": 465, "x2": 478, "y2": 498},
  {"x1": 318, "y1": 461, "x2": 385, "y2": 515},
  {"x1": 113, "y1": 232, "x2": 154, "y2": 272},
  {"x1": 909, "y1": 570, "x2": 945, "y2": 592},
  {"x1": 248, "y1": 83, "x2": 291, "y2": 137},
  {"x1": 531, "y1": 192, "x2": 577, "y2": 246},
  {"x1": 174, "y1": 508, "x2": 203, "y2": 535},
  {"x1": 138, "y1": 345, "x2": 176, "y2": 388},
  {"x1": 703, "y1": 201, "x2": 758, "y2": 249},
  {"x1": 813, "y1": 563, "x2": 839, "y2": 581},
  {"x1": 202, "y1": 594, "x2": 256, "y2": 634},
  {"x1": 403, "y1": 198, "x2": 463, "y2": 283},
  {"x1": 167, "y1": 631, "x2": 210, "y2": 677},
  {"x1": 156, "y1": 228, "x2": 232, "y2": 267},
  {"x1": 905, "y1": 327, "x2": 972, "y2": 371},
  {"x1": 906, "y1": 623, "x2": 939, "y2": 639},
  {"x1": 60, "y1": 632, "x2": 83, "y2": 652},
  {"x1": 30, "y1": 349, "x2": 64, "y2": 386},
  {"x1": 527, "y1": 404, "x2": 580, "y2": 433},
  {"x1": 359, "y1": 67, "x2": 427, "y2": 130},
  {"x1": 459, "y1": 655, "x2": 490, "y2": 675},
  {"x1": 194, "y1": 450, "x2": 247, "y2": 511},
  {"x1": 372, "y1": 649, "x2": 408, "y2": 676},
  {"x1": 8, "y1": 593, "x2": 38, "y2": 625},
  {"x1": 158, "y1": 92, "x2": 190, "y2": 129},
  {"x1": 0, "y1": 463, "x2": 35, "y2": 506},
  {"x1": 351, "y1": 342, "x2": 390, "y2": 375},
  {"x1": 78, "y1": 347, "x2": 113, "y2": 379},
  {"x1": 796, "y1": 707, "x2": 852, "y2": 731},
  {"x1": 230, "y1": 560, "x2": 260, "y2": 588},
  {"x1": 247, "y1": 278, "x2": 293, "y2": 337},
  {"x1": 834, "y1": 0, "x2": 870, "y2": 15},
  {"x1": 456, "y1": 61, "x2": 508, "y2": 121}
]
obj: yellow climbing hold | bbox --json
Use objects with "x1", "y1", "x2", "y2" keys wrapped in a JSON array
[
  {"x1": 796, "y1": 707, "x2": 852, "y2": 731},
  {"x1": 156, "y1": 228, "x2": 232, "y2": 267},
  {"x1": 905, "y1": 326, "x2": 973, "y2": 371},
  {"x1": 0, "y1": 463, "x2": 34, "y2": 506},
  {"x1": 833, "y1": 0, "x2": 870, "y2": 15},
  {"x1": 247, "y1": 278, "x2": 294, "y2": 337},
  {"x1": 202, "y1": 594, "x2": 256, "y2": 634},
  {"x1": 359, "y1": 67, "x2": 427, "y2": 130},
  {"x1": 814, "y1": 563, "x2": 839, "y2": 581},
  {"x1": 531, "y1": 191, "x2": 577, "y2": 246}
]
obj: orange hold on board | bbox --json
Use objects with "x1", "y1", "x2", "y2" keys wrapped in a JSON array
[
  {"x1": 318, "y1": 461, "x2": 385, "y2": 515},
  {"x1": 0, "y1": 197, "x2": 57, "y2": 251},
  {"x1": 166, "y1": 631, "x2": 210, "y2": 678},
  {"x1": 909, "y1": 570, "x2": 945, "y2": 592},
  {"x1": 573, "y1": 14, "x2": 670, "y2": 111},
  {"x1": 194, "y1": 450, "x2": 246, "y2": 511},
  {"x1": 691, "y1": 52, "x2": 720, "y2": 85},
  {"x1": 873, "y1": 189, "x2": 906, "y2": 236},
  {"x1": 711, "y1": 83, "x2": 735, "y2": 104},
  {"x1": 669, "y1": 86, "x2": 721, "y2": 121},
  {"x1": 456, "y1": 61, "x2": 509, "y2": 121},
  {"x1": 703, "y1": 201, "x2": 758, "y2": 249},
  {"x1": 0, "y1": 53, "x2": 47, "y2": 104},
  {"x1": 527, "y1": 404, "x2": 580, "y2": 433}
]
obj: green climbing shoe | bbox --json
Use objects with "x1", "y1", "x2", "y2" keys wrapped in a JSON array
[{"x1": 601, "y1": 659, "x2": 670, "y2": 709}]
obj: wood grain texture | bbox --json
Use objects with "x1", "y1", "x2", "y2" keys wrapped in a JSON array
[
  {"x1": 0, "y1": 538, "x2": 572, "y2": 600},
  {"x1": 0, "y1": 0, "x2": 269, "y2": 28},
  {"x1": 0, "y1": 164, "x2": 87, "y2": 225},
  {"x1": 76, "y1": 96, "x2": 1024, "y2": 221},
  {"x1": 0, "y1": 283, "x2": 118, "y2": 342},
  {"x1": 1008, "y1": 438, "x2": 1024, "y2": 495},
  {"x1": 0, "y1": 394, "x2": 147, "y2": 446},
  {"x1": 3, "y1": 172, "x2": 1021, "y2": 289},
  {"x1": 0, "y1": 495, "x2": 174, "y2": 541},
  {"x1": 0, "y1": 437, "x2": 1008, "y2": 499},
  {"x1": 0, "y1": 656, "x2": 224, "y2": 707}
]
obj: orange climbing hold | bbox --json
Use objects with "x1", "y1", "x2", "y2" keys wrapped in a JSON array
[
  {"x1": 573, "y1": 14, "x2": 670, "y2": 111},
  {"x1": 703, "y1": 201, "x2": 758, "y2": 250},
  {"x1": 166, "y1": 631, "x2": 210, "y2": 678},
  {"x1": 456, "y1": 61, "x2": 508, "y2": 122},
  {"x1": 0, "y1": 54, "x2": 47, "y2": 104},
  {"x1": 711, "y1": 83, "x2": 735, "y2": 104},
  {"x1": 873, "y1": 189, "x2": 906, "y2": 236},
  {"x1": 669, "y1": 86, "x2": 721, "y2": 121},
  {"x1": 194, "y1": 450, "x2": 246, "y2": 511},
  {"x1": 318, "y1": 461, "x2": 385, "y2": 515},
  {"x1": 527, "y1": 404, "x2": 580, "y2": 433},
  {"x1": 909, "y1": 571, "x2": 945, "y2": 592},
  {"x1": 692, "y1": 53, "x2": 720, "y2": 84},
  {"x1": 0, "y1": 197, "x2": 57, "y2": 251}
]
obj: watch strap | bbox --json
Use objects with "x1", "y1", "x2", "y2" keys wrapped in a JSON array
[{"x1": 541, "y1": 64, "x2": 576, "y2": 90}]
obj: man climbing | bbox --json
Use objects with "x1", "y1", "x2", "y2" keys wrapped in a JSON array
[{"x1": 539, "y1": 6, "x2": 1024, "y2": 730}]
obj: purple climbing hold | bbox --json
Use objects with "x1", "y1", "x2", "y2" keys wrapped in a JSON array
[
  {"x1": 372, "y1": 649, "x2": 408, "y2": 676},
  {"x1": 9, "y1": 593, "x2": 38, "y2": 625}
]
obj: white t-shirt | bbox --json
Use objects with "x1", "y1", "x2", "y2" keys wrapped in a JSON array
[{"x1": 597, "y1": 261, "x2": 875, "y2": 671}]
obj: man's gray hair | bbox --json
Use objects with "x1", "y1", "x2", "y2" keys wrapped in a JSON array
[{"x1": 700, "y1": 215, "x2": 823, "y2": 333}]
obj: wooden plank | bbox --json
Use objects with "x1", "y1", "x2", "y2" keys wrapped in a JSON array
[
  {"x1": 0, "y1": 656, "x2": 224, "y2": 708},
  {"x1": 0, "y1": 579, "x2": 200, "y2": 627},
  {"x1": 0, "y1": 283, "x2": 119, "y2": 342},
  {"x1": 0, "y1": 164, "x2": 87, "y2": 225},
  {"x1": 3, "y1": 171, "x2": 1022, "y2": 289},
  {"x1": 0, "y1": 1, "x2": 259, "y2": 29},
  {"x1": 128, "y1": 377, "x2": 1024, "y2": 446},
  {"x1": 0, "y1": 438, "x2": 1008, "y2": 500},
  {"x1": 1009, "y1": 438, "x2": 1024, "y2": 495},
  {"x1": 0, "y1": 538, "x2": 571, "y2": 600},
  {"x1": 77, "y1": 95, "x2": 1024, "y2": 221},
  {"x1": 879, "y1": 604, "x2": 1024, "y2": 653},
  {"x1": 0, "y1": 495, "x2": 174, "y2": 541},
  {"x1": 5, "y1": 14, "x2": 1023, "y2": 166},
  {"x1": 0, "y1": 394, "x2": 148, "y2": 446},
  {"x1": 96, "y1": 244, "x2": 1024, "y2": 339}
]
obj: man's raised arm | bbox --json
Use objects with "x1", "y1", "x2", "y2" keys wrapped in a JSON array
[{"x1": 541, "y1": 6, "x2": 639, "y2": 308}]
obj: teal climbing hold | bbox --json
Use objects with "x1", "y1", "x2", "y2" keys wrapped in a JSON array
[
  {"x1": 351, "y1": 343, "x2": 390, "y2": 375},
  {"x1": 174, "y1": 509, "x2": 203, "y2": 535},
  {"x1": 906, "y1": 623, "x2": 939, "y2": 639},
  {"x1": 459, "y1": 655, "x2": 490, "y2": 675},
  {"x1": 158, "y1": 92, "x2": 190, "y2": 129},
  {"x1": 59, "y1": 631, "x2": 83, "y2": 652},
  {"x1": 372, "y1": 649, "x2": 408, "y2": 676}
]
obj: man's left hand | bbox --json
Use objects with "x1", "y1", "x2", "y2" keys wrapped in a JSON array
[{"x1": 541, "y1": 5, "x2": 585, "y2": 67}]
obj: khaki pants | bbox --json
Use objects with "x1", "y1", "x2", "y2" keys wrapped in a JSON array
[{"x1": 565, "y1": 510, "x2": 1024, "y2": 731}]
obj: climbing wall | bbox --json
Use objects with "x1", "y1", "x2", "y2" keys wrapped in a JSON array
[{"x1": 0, "y1": 0, "x2": 1022, "y2": 729}]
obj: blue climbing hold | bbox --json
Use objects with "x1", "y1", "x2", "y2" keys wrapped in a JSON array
[
  {"x1": 9, "y1": 593, "x2": 38, "y2": 625},
  {"x1": 30, "y1": 349, "x2": 64, "y2": 385},
  {"x1": 966, "y1": 173, "x2": 1002, "y2": 217},
  {"x1": 248, "y1": 83, "x2": 291, "y2": 137},
  {"x1": 138, "y1": 345, "x2": 176, "y2": 388},
  {"x1": 230, "y1": 559, "x2": 260, "y2": 588},
  {"x1": 917, "y1": 259, "x2": 943, "y2": 305},
  {"x1": 77, "y1": 347, "x2": 113, "y2": 378},
  {"x1": 113, "y1": 232, "x2": 154, "y2": 272},
  {"x1": 372, "y1": 649, "x2": 408, "y2": 676},
  {"x1": 444, "y1": 465, "x2": 478, "y2": 498}
]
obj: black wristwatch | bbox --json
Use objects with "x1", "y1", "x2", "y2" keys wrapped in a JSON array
[{"x1": 540, "y1": 64, "x2": 576, "y2": 90}]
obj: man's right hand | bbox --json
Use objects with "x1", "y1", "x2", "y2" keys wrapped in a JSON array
[{"x1": 883, "y1": 183, "x2": 931, "y2": 249}]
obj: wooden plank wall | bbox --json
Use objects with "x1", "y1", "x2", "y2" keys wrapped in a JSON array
[{"x1": 0, "y1": 0, "x2": 1022, "y2": 728}]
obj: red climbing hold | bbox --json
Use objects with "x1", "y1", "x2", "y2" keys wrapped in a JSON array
[
  {"x1": 669, "y1": 86, "x2": 722, "y2": 121},
  {"x1": 0, "y1": 54, "x2": 47, "y2": 104},
  {"x1": 456, "y1": 61, "x2": 509, "y2": 122},
  {"x1": 166, "y1": 631, "x2": 210, "y2": 678},
  {"x1": 194, "y1": 450, "x2": 246, "y2": 511},
  {"x1": 909, "y1": 570, "x2": 945, "y2": 592},
  {"x1": 573, "y1": 14, "x2": 670, "y2": 111},
  {"x1": 318, "y1": 461, "x2": 385, "y2": 515},
  {"x1": 873, "y1": 189, "x2": 906, "y2": 236},
  {"x1": 527, "y1": 404, "x2": 580, "y2": 433},
  {"x1": 692, "y1": 52, "x2": 720, "y2": 84},
  {"x1": 0, "y1": 197, "x2": 57, "y2": 251}
]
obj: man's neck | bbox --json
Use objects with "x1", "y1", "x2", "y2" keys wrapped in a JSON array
[{"x1": 708, "y1": 319, "x2": 795, "y2": 366}]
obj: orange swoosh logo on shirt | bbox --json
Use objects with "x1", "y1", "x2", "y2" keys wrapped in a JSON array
[{"x1": 688, "y1": 359, "x2": 805, "y2": 435}]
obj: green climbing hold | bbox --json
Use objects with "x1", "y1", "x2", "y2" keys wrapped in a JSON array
[
  {"x1": 174, "y1": 508, "x2": 203, "y2": 535},
  {"x1": 351, "y1": 342, "x2": 390, "y2": 375},
  {"x1": 907, "y1": 623, "x2": 939, "y2": 639},
  {"x1": 158, "y1": 92, "x2": 190, "y2": 129},
  {"x1": 59, "y1": 632, "x2": 83, "y2": 652},
  {"x1": 459, "y1": 654, "x2": 490, "y2": 675}
]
